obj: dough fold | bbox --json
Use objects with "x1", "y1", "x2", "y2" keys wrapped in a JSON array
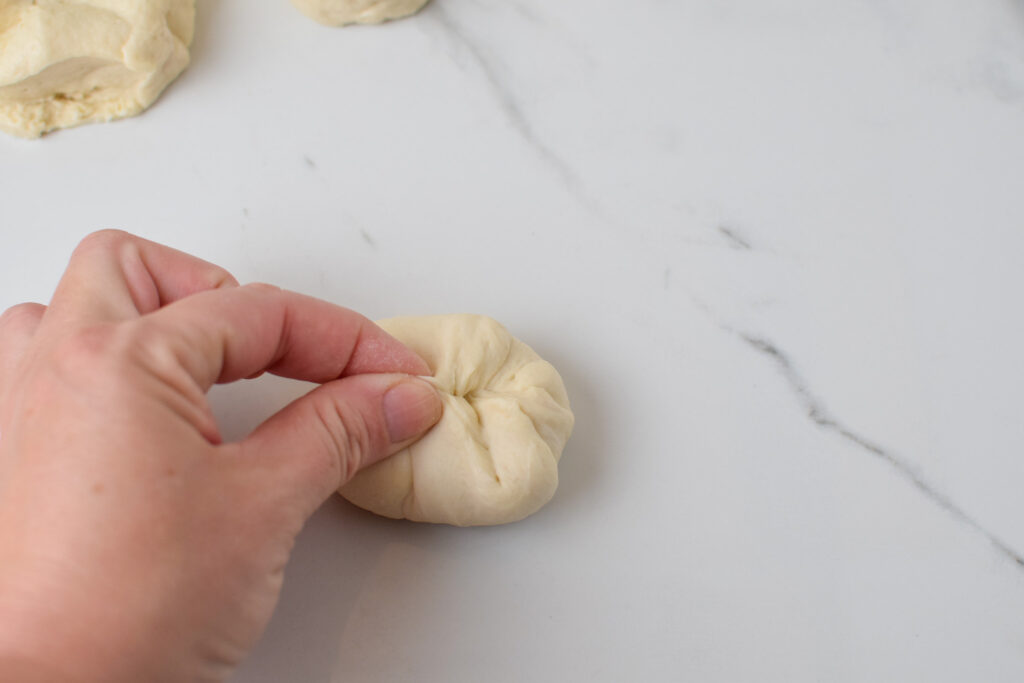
[
  {"x1": 0, "y1": 0, "x2": 194, "y2": 138},
  {"x1": 290, "y1": 0, "x2": 430, "y2": 27},
  {"x1": 341, "y1": 314, "x2": 575, "y2": 526}
]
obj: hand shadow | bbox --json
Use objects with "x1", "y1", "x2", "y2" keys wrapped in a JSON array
[
  {"x1": 213, "y1": 376, "x2": 452, "y2": 683},
  {"x1": 217, "y1": 340, "x2": 606, "y2": 682},
  {"x1": 228, "y1": 499, "x2": 407, "y2": 683},
  {"x1": 210, "y1": 375, "x2": 381, "y2": 683}
]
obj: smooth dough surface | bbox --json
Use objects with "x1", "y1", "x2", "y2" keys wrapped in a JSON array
[
  {"x1": 0, "y1": 0, "x2": 194, "y2": 138},
  {"x1": 290, "y1": 0, "x2": 429, "y2": 27},
  {"x1": 341, "y1": 314, "x2": 575, "y2": 526}
]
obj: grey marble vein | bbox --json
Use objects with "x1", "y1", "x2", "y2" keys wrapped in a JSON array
[
  {"x1": 718, "y1": 225, "x2": 752, "y2": 250},
  {"x1": 744, "y1": 332, "x2": 1024, "y2": 568},
  {"x1": 426, "y1": 5, "x2": 587, "y2": 199},
  {"x1": 695, "y1": 299, "x2": 1024, "y2": 569}
]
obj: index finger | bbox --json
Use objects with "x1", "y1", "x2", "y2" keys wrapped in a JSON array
[{"x1": 140, "y1": 284, "x2": 429, "y2": 390}]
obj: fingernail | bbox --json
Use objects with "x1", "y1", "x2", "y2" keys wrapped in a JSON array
[{"x1": 383, "y1": 378, "x2": 442, "y2": 443}]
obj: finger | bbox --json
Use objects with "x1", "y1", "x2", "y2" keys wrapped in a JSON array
[
  {"x1": 238, "y1": 374, "x2": 442, "y2": 516},
  {"x1": 0, "y1": 302, "x2": 46, "y2": 355},
  {"x1": 47, "y1": 230, "x2": 238, "y2": 324},
  {"x1": 0, "y1": 303, "x2": 46, "y2": 405},
  {"x1": 141, "y1": 283, "x2": 429, "y2": 390}
]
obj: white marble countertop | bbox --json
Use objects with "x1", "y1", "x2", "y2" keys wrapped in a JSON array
[{"x1": 3, "y1": 0, "x2": 1024, "y2": 680}]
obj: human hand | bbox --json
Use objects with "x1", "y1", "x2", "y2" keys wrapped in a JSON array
[{"x1": 0, "y1": 231, "x2": 442, "y2": 682}]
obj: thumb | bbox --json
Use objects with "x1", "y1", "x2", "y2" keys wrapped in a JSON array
[{"x1": 240, "y1": 374, "x2": 442, "y2": 516}]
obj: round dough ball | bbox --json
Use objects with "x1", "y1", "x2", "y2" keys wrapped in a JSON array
[
  {"x1": 290, "y1": 0, "x2": 430, "y2": 27},
  {"x1": 0, "y1": 0, "x2": 195, "y2": 138},
  {"x1": 341, "y1": 314, "x2": 575, "y2": 526}
]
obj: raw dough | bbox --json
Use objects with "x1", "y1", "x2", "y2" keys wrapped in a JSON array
[
  {"x1": 0, "y1": 0, "x2": 194, "y2": 138},
  {"x1": 341, "y1": 314, "x2": 575, "y2": 526},
  {"x1": 291, "y1": 0, "x2": 430, "y2": 27}
]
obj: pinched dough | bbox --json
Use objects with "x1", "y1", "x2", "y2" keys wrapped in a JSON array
[
  {"x1": 0, "y1": 0, "x2": 194, "y2": 138},
  {"x1": 290, "y1": 0, "x2": 430, "y2": 27},
  {"x1": 341, "y1": 315, "x2": 574, "y2": 526}
]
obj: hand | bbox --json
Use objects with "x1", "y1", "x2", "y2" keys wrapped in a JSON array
[{"x1": 0, "y1": 231, "x2": 442, "y2": 682}]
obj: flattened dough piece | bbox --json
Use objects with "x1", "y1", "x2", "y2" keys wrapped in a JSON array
[
  {"x1": 290, "y1": 0, "x2": 430, "y2": 27},
  {"x1": 341, "y1": 314, "x2": 575, "y2": 526},
  {"x1": 0, "y1": 0, "x2": 194, "y2": 138}
]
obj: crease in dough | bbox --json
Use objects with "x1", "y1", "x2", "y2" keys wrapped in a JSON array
[{"x1": 341, "y1": 314, "x2": 575, "y2": 527}]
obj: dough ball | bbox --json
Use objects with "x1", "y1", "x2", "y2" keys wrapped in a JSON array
[
  {"x1": 290, "y1": 0, "x2": 430, "y2": 27},
  {"x1": 0, "y1": 0, "x2": 194, "y2": 138},
  {"x1": 341, "y1": 314, "x2": 575, "y2": 526}
]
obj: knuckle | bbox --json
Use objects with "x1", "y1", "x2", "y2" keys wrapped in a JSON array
[
  {"x1": 47, "y1": 324, "x2": 122, "y2": 382},
  {"x1": 118, "y1": 320, "x2": 197, "y2": 390},
  {"x1": 118, "y1": 319, "x2": 170, "y2": 365},
  {"x1": 57, "y1": 324, "x2": 116, "y2": 359},
  {"x1": 75, "y1": 228, "x2": 133, "y2": 254},
  {"x1": 0, "y1": 302, "x2": 44, "y2": 332},
  {"x1": 311, "y1": 393, "x2": 374, "y2": 484},
  {"x1": 190, "y1": 262, "x2": 238, "y2": 293},
  {"x1": 44, "y1": 321, "x2": 198, "y2": 400},
  {"x1": 243, "y1": 282, "x2": 282, "y2": 295},
  {"x1": 207, "y1": 267, "x2": 239, "y2": 290}
]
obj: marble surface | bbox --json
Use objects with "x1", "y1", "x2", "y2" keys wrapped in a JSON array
[{"x1": 3, "y1": 0, "x2": 1024, "y2": 680}]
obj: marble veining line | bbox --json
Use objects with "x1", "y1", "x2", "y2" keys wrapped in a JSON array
[
  {"x1": 426, "y1": 6, "x2": 588, "y2": 201},
  {"x1": 696, "y1": 300, "x2": 1024, "y2": 569},
  {"x1": 500, "y1": 0, "x2": 598, "y2": 66},
  {"x1": 717, "y1": 225, "x2": 752, "y2": 250}
]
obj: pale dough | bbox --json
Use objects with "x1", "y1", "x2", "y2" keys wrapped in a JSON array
[
  {"x1": 0, "y1": 0, "x2": 194, "y2": 138},
  {"x1": 291, "y1": 0, "x2": 430, "y2": 27},
  {"x1": 341, "y1": 314, "x2": 575, "y2": 526}
]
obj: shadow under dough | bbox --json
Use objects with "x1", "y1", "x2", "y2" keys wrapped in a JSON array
[
  {"x1": 228, "y1": 500, "x2": 390, "y2": 683},
  {"x1": 222, "y1": 338, "x2": 606, "y2": 682}
]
